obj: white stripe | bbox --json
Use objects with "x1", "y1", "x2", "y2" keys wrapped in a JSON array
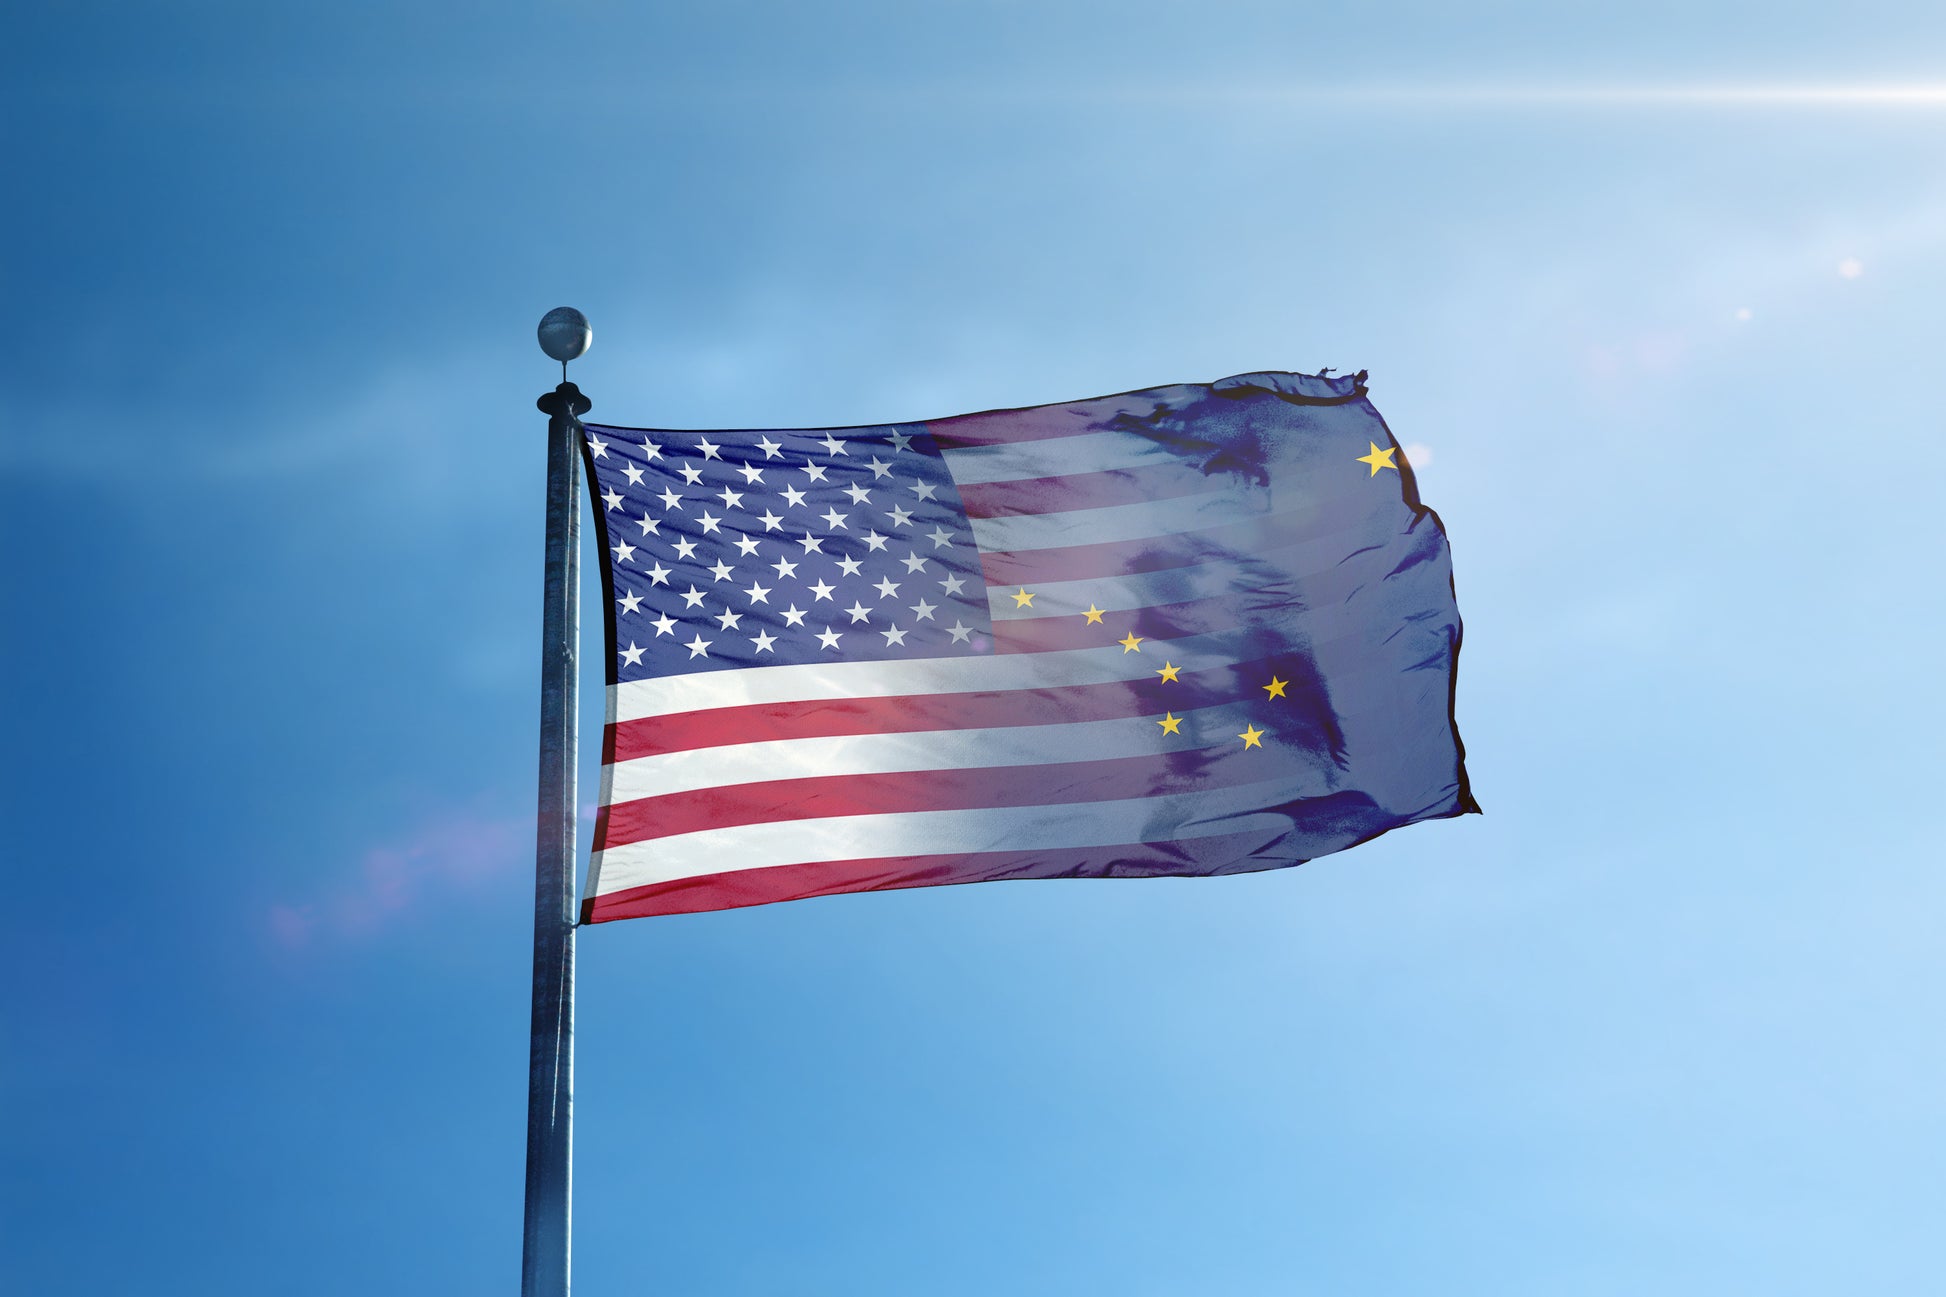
[
  {"x1": 606, "y1": 706, "x2": 1250, "y2": 803},
  {"x1": 941, "y1": 431, "x2": 1183, "y2": 485},
  {"x1": 594, "y1": 665, "x2": 623, "y2": 902},
  {"x1": 968, "y1": 485, "x2": 1266, "y2": 553},
  {"x1": 610, "y1": 623, "x2": 1285, "y2": 721},
  {"x1": 589, "y1": 779, "x2": 1311, "y2": 893}
]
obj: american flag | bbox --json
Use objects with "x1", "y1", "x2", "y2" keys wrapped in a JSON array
[{"x1": 578, "y1": 370, "x2": 1475, "y2": 921}]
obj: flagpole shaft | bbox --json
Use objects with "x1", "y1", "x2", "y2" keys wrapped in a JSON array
[{"x1": 523, "y1": 380, "x2": 588, "y2": 1297}]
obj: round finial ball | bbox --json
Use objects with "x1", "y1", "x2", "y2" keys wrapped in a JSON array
[{"x1": 538, "y1": 307, "x2": 592, "y2": 364}]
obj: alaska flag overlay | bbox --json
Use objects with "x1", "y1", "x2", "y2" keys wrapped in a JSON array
[{"x1": 577, "y1": 370, "x2": 1476, "y2": 921}]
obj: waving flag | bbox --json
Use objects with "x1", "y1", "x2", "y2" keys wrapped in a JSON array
[{"x1": 576, "y1": 370, "x2": 1475, "y2": 921}]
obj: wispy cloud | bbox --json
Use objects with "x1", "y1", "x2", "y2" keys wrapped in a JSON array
[
  {"x1": 266, "y1": 805, "x2": 529, "y2": 948},
  {"x1": 0, "y1": 347, "x2": 517, "y2": 489}
]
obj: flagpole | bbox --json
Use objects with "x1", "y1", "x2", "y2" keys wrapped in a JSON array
[{"x1": 524, "y1": 308, "x2": 592, "y2": 1297}]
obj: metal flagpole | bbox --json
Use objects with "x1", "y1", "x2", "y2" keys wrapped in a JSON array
[{"x1": 524, "y1": 307, "x2": 592, "y2": 1297}]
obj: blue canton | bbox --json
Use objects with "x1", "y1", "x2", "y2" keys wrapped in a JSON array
[{"x1": 584, "y1": 423, "x2": 993, "y2": 679}]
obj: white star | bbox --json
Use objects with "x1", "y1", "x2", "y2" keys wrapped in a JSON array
[
  {"x1": 939, "y1": 574, "x2": 966, "y2": 596},
  {"x1": 750, "y1": 630, "x2": 777, "y2": 654},
  {"x1": 834, "y1": 556, "x2": 863, "y2": 577},
  {"x1": 696, "y1": 511, "x2": 723, "y2": 535},
  {"x1": 881, "y1": 626, "x2": 908, "y2": 646},
  {"x1": 737, "y1": 463, "x2": 765, "y2": 484},
  {"x1": 680, "y1": 585, "x2": 707, "y2": 608},
  {"x1": 758, "y1": 510, "x2": 784, "y2": 531},
  {"x1": 716, "y1": 487, "x2": 744, "y2": 510},
  {"x1": 658, "y1": 487, "x2": 684, "y2": 511},
  {"x1": 714, "y1": 608, "x2": 742, "y2": 630},
  {"x1": 947, "y1": 620, "x2": 973, "y2": 644},
  {"x1": 780, "y1": 604, "x2": 808, "y2": 627},
  {"x1": 622, "y1": 463, "x2": 645, "y2": 486},
  {"x1": 843, "y1": 483, "x2": 872, "y2": 505},
  {"x1": 821, "y1": 507, "x2": 848, "y2": 530},
  {"x1": 909, "y1": 598, "x2": 937, "y2": 621},
  {"x1": 646, "y1": 562, "x2": 672, "y2": 586},
  {"x1": 672, "y1": 537, "x2": 698, "y2": 560},
  {"x1": 780, "y1": 485, "x2": 808, "y2": 509},
  {"x1": 620, "y1": 641, "x2": 646, "y2": 667},
  {"x1": 819, "y1": 434, "x2": 848, "y2": 456},
  {"x1": 912, "y1": 480, "x2": 938, "y2": 501},
  {"x1": 900, "y1": 553, "x2": 927, "y2": 574},
  {"x1": 808, "y1": 579, "x2": 836, "y2": 601},
  {"x1": 650, "y1": 612, "x2": 677, "y2": 636},
  {"x1": 602, "y1": 489, "x2": 624, "y2": 511},
  {"x1": 617, "y1": 590, "x2": 644, "y2": 614},
  {"x1": 684, "y1": 634, "x2": 711, "y2": 659},
  {"x1": 678, "y1": 463, "x2": 704, "y2": 485},
  {"x1": 866, "y1": 457, "x2": 892, "y2": 480},
  {"x1": 640, "y1": 439, "x2": 662, "y2": 461},
  {"x1": 802, "y1": 463, "x2": 829, "y2": 483},
  {"x1": 756, "y1": 436, "x2": 783, "y2": 460},
  {"x1": 845, "y1": 601, "x2": 872, "y2": 623},
  {"x1": 816, "y1": 627, "x2": 842, "y2": 650},
  {"x1": 708, "y1": 560, "x2": 735, "y2": 583},
  {"x1": 872, "y1": 577, "x2": 900, "y2": 599},
  {"x1": 889, "y1": 430, "x2": 914, "y2": 452},
  {"x1": 697, "y1": 437, "x2": 721, "y2": 460},
  {"x1": 744, "y1": 581, "x2": 771, "y2": 604},
  {"x1": 635, "y1": 514, "x2": 660, "y2": 536},
  {"x1": 797, "y1": 533, "x2": 824, "y2": 553},
  {"x1": 887, "y1": 506, "x2": 913, "y2": 528},
  {"x1": 771, "y1": 556, "x2": 799, "y2": 579},
  {"x1": 585, "y1": 434, "x2": 608, "y2": 459},
  {"x1": 927, "y1": 526, "x2": 954, "y2": 549},
  {"x1": 611, "y1": 539, "x2": 636, "y2": 563},
  {"x1": 733, "y1": 535, "x2": 760, "y2": 557},
  {"x1": 861, "y1": 531, "x2": 889, "y2": 552}
]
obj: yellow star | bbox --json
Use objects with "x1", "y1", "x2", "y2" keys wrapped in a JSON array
[
  {"x1": 1118, "y1": 631, "x2": 1144, "y2": 653},
  {"x1": 1157, "y1": 712, "x2": 1182, "y2": 736},
  {"x1": 1239, "y1": 724, "x2": 1265, "y2": 749},
  {"x1": 1263, "y1": 676, "x2": 1288, "y2": 699},
  {"x1": 1155, "y1": 661, "x2": 1180, "y2": 683},
  {"x1": 1082, "y1": 604, "x2": 1105, "y2": 624},
  {"x1": 1356, "y1": 442, "x2": 1398, "y2": 476},
  {"x1": 1011, "y1": 587, "x2": 1035, "y2": 608}
]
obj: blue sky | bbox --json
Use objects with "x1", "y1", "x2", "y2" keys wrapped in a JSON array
[{"x1": 5, "y1": 3, "x2": 1945, "y2": 1293}]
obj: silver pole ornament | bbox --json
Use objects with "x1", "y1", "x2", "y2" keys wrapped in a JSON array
[{"x1": 538, "y1": 307, "x2": 592, "y2": 364}]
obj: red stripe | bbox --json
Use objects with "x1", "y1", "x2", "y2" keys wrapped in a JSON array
[
  {"x1": 988, "y1": 615, "x2": 1159, "y2": 655},
  {"x1": 955, "y1": 460, "x2": 1214, "y2": 519},
  {"x1": 596, "y1": 741, "x2": 1302, "y2": 851},
  {"x1": 582, "y1": 828, "x2": 1304, "y2": 920},
  {"x1": 924, "y1": 398, "x2": 1175, "y2": 450},
  {"x1": 605, "y1": 661, "x2": 1270, "y2": 761}
]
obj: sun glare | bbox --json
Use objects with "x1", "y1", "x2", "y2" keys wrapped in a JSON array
[
  {"x1": 1248, "y1": 83, "x2": 1946, "y2": 107},
  {"x1": 1603, "y1": 85, "x2": 1946, "y2": 105}
]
